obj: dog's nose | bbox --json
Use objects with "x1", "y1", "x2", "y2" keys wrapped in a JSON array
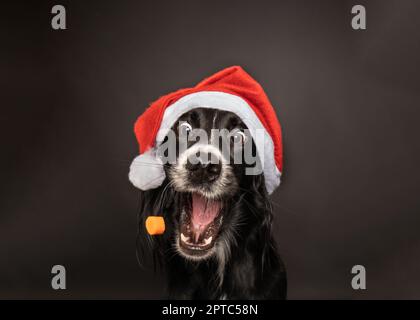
[{"x1": 186, "y1": 153, "x2": 221, "y2": 181}]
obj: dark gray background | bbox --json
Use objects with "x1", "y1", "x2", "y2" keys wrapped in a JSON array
[{"x1": 1, "y1": 0, "x2": 420, "y2": 299}]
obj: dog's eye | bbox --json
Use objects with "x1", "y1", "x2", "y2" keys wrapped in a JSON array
[
  {"x1": 230, "y1": 130, "x2": 247, "y2": 145},
  {"x1": 179, "y1": 122, "x2": 192, "y2": 136}
]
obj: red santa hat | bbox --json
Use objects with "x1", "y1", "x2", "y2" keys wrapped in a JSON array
[{"x1": 129, "y1": 66, "x2": 283, "y2": 194}]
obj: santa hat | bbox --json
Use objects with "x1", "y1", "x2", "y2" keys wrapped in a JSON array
[{"x1": 129, "y1": 66, "x2": 283, "y2": 194}]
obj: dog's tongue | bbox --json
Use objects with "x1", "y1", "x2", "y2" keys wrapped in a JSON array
[{"x1": 191, "y1": 194, "x2": 220, "y2": 239}]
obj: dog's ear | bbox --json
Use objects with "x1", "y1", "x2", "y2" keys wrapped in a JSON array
[
  {"x1": 244, "y1": 174, "x2": 271, "y2": 224},
  {"x1": 247, "y1": 173, "x2": 277, "y2": 259},
  {"x1": 250, "y1": 173, "x2": 267, "y2": 197},
  {"x1": 136, "y1": 181, "x2": 173, "y2": 271}
]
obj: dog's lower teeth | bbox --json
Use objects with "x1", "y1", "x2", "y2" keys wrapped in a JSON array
[
  {"x1": 181, "y1": 233, "x2": 190, "y2": 243},
  {"x1": 181, "y1": 233, "x2": 213, "y2": 247}
]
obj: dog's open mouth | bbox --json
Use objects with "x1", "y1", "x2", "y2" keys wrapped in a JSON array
[{"x1": 178, "y1": 193, "x2": 223, "y2": 257}]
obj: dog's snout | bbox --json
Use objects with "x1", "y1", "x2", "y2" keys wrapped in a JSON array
[{"x1": 186, "y1": 152, "x2": 221, "y2": 181}]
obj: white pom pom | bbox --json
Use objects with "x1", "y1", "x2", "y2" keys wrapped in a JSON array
[{"x1": 129, "y1": 149, "x2": 166, "y2": 190}]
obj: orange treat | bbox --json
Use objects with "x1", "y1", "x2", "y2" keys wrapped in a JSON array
[{"x1": 145, "y1": 216, "x2": 165, "y2": 235}]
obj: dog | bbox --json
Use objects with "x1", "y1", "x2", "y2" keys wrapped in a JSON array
[{"x1": 136, "y1": 107, "x2": 287, "y2": 299}]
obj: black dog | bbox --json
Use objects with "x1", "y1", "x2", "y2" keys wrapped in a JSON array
[{"x1": 137, "y1": 108, "x2": 287, "y2": 299}]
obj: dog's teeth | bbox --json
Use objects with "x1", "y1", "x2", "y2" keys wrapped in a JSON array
[
  {"x1": 181, "y1": 233, "x2": 190, "y2": 243},
  {"x1": 203, "y1": 236, "x2": 212, "y2": 246}
]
